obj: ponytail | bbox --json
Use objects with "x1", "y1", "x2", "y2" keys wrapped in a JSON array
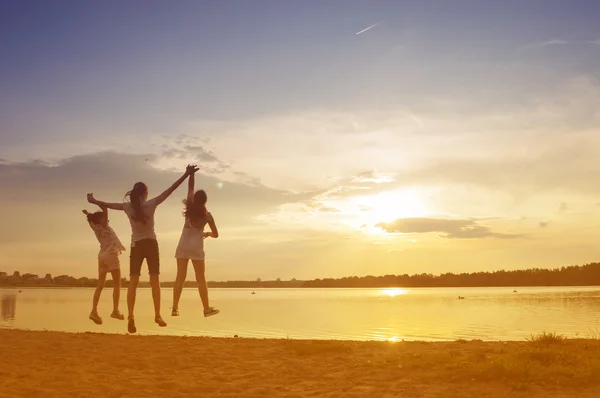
[{"x1": 125, "y1": 182, "x2": 148, "y2": 224}]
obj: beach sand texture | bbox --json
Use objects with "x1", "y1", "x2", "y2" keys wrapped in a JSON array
[{"x1": 1, "y1": 330, "x2": 600, "y2": 397}]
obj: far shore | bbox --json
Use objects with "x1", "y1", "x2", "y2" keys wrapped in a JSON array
[
  {"x1": 2, "y1": 284, "x2": 600, "y2": 289},
  {"x1": 1, "y1": 329, "x2": 600, "y2": 397}
]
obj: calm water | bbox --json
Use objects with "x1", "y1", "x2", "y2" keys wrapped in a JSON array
[{"x1": 2, "y1": 286, "x2": 600, "y2": 341}]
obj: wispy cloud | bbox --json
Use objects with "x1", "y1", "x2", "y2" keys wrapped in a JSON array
[
  {"x1": 557, "y1": 202, "x2": 569, "y2": 214},
  {"x1": 522, "y1": 38, "x2": 600, "y2": 50},
  {"x1": 376, "y1": 218, "x2": 523, "y2": 239},
  {"x1": 520, "y1": 39, "x2": 568, "y2": 50}
]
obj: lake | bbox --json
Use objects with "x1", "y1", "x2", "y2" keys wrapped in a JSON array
[{"x1": 1, "y1": 286, "x2": 600, "y2": 341}]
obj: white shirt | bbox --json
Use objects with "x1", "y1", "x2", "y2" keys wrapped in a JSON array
[
  {"x1": 89, "y1": 222, "x2": 126, "y2": 258},
  {"x1": 123, "y1": 197, "x2": 159, "y2": 243}
]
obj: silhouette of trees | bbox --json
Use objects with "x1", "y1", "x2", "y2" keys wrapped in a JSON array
[
  {"x1": 22, "y1": 273, "x2": 39, "y2": 282},
  {"x1": 302, "y1": 263, "x2": 600, "y2": 287},
  {"x1": 2, "y1": 262, "x2": 600, "y2": 288}
]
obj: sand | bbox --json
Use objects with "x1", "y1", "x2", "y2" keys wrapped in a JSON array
[{"x1": 1, "y1": 330, "x2": 600, "y2": 397}]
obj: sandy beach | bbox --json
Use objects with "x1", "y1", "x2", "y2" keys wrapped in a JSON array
[{"x1": 1, "y1": 330, "x2": 600, "y2": 397}]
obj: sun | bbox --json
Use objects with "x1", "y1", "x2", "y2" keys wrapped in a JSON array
[{"x1": 352, "y1": 189, "x2": 429, "y2": 233}]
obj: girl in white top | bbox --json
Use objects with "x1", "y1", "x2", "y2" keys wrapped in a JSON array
[
  {"x1": 172, "y1": 170, "x2": 219, "y2": 317},
  {"x1": 87, "y1": 164, "x2": 199, "y2": 334},
  {"x1": 82, "y1": 205, "x2": 126, "y2": 325}
]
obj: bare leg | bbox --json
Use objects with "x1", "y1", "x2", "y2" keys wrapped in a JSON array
[
  {"x1": 149, "y1": 274, "x2": 162, "y2": 316},
  {"x1": 172, "y1": 258, "x2": 189, "y2": 313},
  {"x1": 110, "y1": 269, "x2": 122, "y2": 313},
  {"x1": 150, "y1": 274, "x2": 166, "y2": 326},
  {"x1": 92, "y1": 270, "x2": 108, "y2": 314},
  {"x1": 127, "y1": 274, "x2": 140, "y2": 319},
  {"x1": 192, "y1": 260, "x2": 210, "y2": 310}
]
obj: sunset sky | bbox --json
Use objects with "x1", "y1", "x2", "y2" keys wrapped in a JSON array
[{"x1": 1, "y1": 0, "x2": 600, "y2": 281}]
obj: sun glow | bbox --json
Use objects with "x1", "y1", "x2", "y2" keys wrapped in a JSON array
[
  {"x1": 380, "y1": 288, "x2": 408, "y2": 297},
  {"x1": 348, "y1": 189, "x2": 429, "y2": 234}
]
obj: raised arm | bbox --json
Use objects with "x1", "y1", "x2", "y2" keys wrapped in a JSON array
[
  {"x1": 186, "y1": 172, "x2": 195, "y2": 204},
  {"x1": 154, "y1": 164, "x2": 199, "y2": 206},
  {"x1": 87, "y1": 193, "x2": 124, "y2": 211},
  {"x1": 98, "y1": 204, "x2": 109, "y2": 227}
]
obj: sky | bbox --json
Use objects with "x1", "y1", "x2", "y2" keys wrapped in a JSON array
[{"x1": 1, "y1": 0, "x2": 600, "y2": 281}]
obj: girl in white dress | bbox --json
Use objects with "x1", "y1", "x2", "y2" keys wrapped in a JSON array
[
  {"x1": 82, "y1": 205, "x2": 126, "y2": 325},
  {"x1": 172, "y1": 171, "x2": 219, "y2": 317}
]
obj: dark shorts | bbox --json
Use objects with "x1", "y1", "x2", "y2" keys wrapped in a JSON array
[{"x1": 130, "y1": 239, "x2": 160, "y2": 276}]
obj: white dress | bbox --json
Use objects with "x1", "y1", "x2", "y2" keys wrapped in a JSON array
[{"x1": 175, "y1": 212, "x2": 213, "y2": 261}]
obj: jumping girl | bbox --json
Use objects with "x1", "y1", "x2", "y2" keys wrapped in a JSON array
[
  {"x1": 82, "y1": 205, "x2": 126, "y2": 325},
  {"x1": 87, "y1": 164, "x2": 199, "y2": 333},
  {"x1": 171, "y1": 169, "x2": 219, "y2": 317}
]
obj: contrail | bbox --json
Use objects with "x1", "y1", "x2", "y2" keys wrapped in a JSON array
[{"x1": 356, "y1": 21, "x2": 382, "y2": 35}]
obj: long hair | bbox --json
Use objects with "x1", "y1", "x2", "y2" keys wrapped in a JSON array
[
  {"x1": 183, "y1": 190, "x2": 208, "y2": 221},
  {"x1": 125, "y1": 182, "x2": 148, "y2": 224}
]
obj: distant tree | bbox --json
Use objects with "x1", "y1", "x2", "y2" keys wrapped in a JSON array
[
  {"x1": 77, "y1": 277, "x2": 92, "y2": 287},
  {"x1": 54, "y1": 275, "x2": 76, "y2": 285},
  {"x1": 44, "y1": 274, "x2": 53, "y2": 282},
  {"x1": 12, "y1": 271, "x2": 21, "y2": 279},
  {"x1": 22, "y1": 273, "x2": 39, "y2": 282},
  {"x1": 276, "y1": 277, "x2": 281, "y2": 282},
  {"x1": 0, "y1": 271, "x2": 7, "y2": 278}
]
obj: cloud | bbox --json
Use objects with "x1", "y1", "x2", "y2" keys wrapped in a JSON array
[
  {"x1": 376, "y1": 218, "x2": 523, "y2": 239},
  {"x1": 391, "y1": 136, "x2": 600, "y2": 198},
  {"x1": 520, "y1": 39, "x2": 568, "y2": 50},
  {"x1": 155, "y1": 135, "x2": 231, "y2": 175},
  {"x1": 0, "y1": 151, "x2": 302, "y2": 243},
  {"x1": 521, "y1": 38, "x2": 600, "y2": 51},
  {"x1": 316, "y1": 205, "x2": 341, "y2": 213},
  {"x1": 351, "y1": 170, "x2": 395, "y2": 184},
  {"x1": 557, "y1": 202, "x2": 568, "y2": 214},
  {"x1": 539, "y1": 221, "x2": 549, "y2": 228},
  {"x1": 162, "y1": 145, "x2": 219, "y2": 163}
]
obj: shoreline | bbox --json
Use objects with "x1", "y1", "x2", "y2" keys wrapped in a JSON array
[
  {"x1": 1, "y1": 329, "x2": 600, "y2": 397},
  {"x1": 2, "y1": 284, "x2": 600, "y2": 289}
]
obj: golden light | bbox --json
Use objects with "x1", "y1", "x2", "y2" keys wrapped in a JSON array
[
  {"x1": 380, "y1": 288, "x2": 408, "y2": 297},
  {"x1": 351, "y1": 189, "x2": 429, "y2": 235}
]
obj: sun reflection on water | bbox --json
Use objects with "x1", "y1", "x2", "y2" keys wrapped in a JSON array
[
  {"x1": 380, "y1": 288, "x2": 408, "y2": 297},
  {"x1": 387, "y1": 336, "x2": 403, "y2": 343}
]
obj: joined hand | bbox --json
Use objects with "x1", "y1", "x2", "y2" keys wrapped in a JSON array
[{"x1": 186, "y1": 164, "x2": 200, "y2": 175}]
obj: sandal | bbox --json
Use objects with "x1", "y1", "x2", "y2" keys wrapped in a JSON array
[
  {"x1": 89, "y1": 312, "x2": 102, "y2": 325},
  {"x1": 111, "y1": 311, "x2": 125, "y2": 320},
  {"x1": 171, "y1": 308, "x2": 179, "y2": 317},
  {"x1": 203, "y1": 307, "x2": 220, "y2": 318},
  {"x1": 128, "y1": 316, "x2": 137, "y2": 334},
  {"x1": 155, "y1": 316, "x2": 167, "y2": 327}
]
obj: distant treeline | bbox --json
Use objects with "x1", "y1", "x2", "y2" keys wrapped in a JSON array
[
  {"x1": 303, "y1": 263, "x2": 600, "y2": 287},
  {"x1": 2, "y1": 262, "x2": 600, "y2": 288}
]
